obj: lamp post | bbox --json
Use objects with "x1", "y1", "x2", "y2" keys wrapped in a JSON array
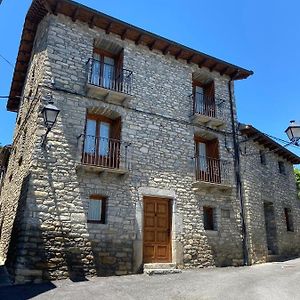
[
  {"x1": 41, "y1": 101, "x2": 60, "y2": 148},
  {"x1": 285, "y1": 120, "x2": 300, "y2": 146}
]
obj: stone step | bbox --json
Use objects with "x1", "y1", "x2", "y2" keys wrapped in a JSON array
[
  {"x1": 143, "y1": 263, "x2": 182, "y2": 275},
  {"x1": 144, "y1": 268, "x2": 182, "y2": 276},
  {"x1": 144, "y1": 263, "x2": 176, "y2": 270}
]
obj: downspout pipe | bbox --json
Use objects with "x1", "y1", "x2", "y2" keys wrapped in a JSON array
[{"x1": 228, "y1": 74, "x2": 249, "y2": 266}]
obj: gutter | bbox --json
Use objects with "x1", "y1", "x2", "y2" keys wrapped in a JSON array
[{"x1": 228, "y1": 76, "x2": 249, "y2": 265}]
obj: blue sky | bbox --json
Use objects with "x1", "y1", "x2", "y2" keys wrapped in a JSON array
[{"x1": 0, "y1": 0, "x2": 299, "y2": 157}]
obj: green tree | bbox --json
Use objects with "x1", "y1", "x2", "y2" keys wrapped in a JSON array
[{"x1": 295, "y1": 168, "x2": 300, "y2": 199}]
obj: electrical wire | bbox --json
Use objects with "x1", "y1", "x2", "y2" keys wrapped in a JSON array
[{"x1": 0, "y1": 53, "x2": 13, "y2": 68}]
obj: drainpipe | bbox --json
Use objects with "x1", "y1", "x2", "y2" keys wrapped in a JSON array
[{"x1": 228, "y1": 75, "x2": 249, "y2": 266}]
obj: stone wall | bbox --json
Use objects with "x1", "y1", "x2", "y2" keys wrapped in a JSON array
[{"x1": 240, "y1": 139, "x2": 300, "y2": 264}]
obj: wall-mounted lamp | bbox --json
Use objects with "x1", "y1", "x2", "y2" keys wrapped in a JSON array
[
  {"x1": 285, "y1": 120, "x2": 300, "y2": 146},
  {"x1": 41, "y1": 101, "x2": 60, "y2": 148}
]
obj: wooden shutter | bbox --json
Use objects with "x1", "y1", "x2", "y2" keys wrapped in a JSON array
[{"x1": 207, "y1": 138, "x2": 219, "y2": 159}]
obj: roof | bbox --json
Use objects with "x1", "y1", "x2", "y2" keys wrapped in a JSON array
[
  {"x1": 239, "y1": 124, "x2": 300, "y2": 165},
  {"x1": 7, "y1": 0, "x2": 254, "y2": 112}
]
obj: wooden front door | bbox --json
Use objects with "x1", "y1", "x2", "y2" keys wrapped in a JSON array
[{"x1": 143, "y1": 197, "x2": 172, "y2": 263}]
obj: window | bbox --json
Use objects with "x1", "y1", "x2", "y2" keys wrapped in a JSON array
[
  {"x1": 193, "y1": 81, "x2": 215, "y2": 117},
  {"x1": 284, "y1": 208, "x2": 294, "y2": 232},
  {"x1": 203, "y1": 206, "x2": 216, "y2": 231},
  {"x1": 83, "y1": 114, "x2": 122, "y2": 168},
  {"x1": 87, "y1": 195, "x2": 107, "y2": 224},
  {"x1": 195, "y1": 136, "x2": 220, "y2": 183},
  {"x1": 259, "y1": 150, "x2": 266, "y2": 165},
  {"x1": 90, "y1": 48, "x2": 123, "y2": 90},
  {"x1": 278, "y1": 161, "x2": 286, "y2": 174}
]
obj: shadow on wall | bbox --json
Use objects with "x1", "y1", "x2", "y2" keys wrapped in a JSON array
[{"x1": 6, "y1": 148, "x2": 97, "y2": 283}]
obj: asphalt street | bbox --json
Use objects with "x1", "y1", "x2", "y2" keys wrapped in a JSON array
[{"x1": 0, "y1": 258, "x2": 300, "y2": 300}]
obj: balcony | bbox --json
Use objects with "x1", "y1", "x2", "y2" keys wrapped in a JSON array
[
  {"x1": 190, "y1": 92, "x2": 225, "y2": 128},
  {"x1": 193, "y1": 156, "x2": 232, "y2": 191},
  {"x1": 86, "y1": 58, "x2": 133, "y2": 104},
  {"x1": 76, "y1": 135, "x2": 131, "y2": 175}
]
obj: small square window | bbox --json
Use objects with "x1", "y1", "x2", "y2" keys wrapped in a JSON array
[
  {"x1": 284, "y1": 208, "x2": 294, "y2": 232},
  {"x1": 259, "y1": 150, "x2": 266, "y2": 165},
  {"x1": 278, "y1": 161, "x2": 286, "y2": 174},
  {"x1": 203, "y1": 206, "x2": 216, "y2": 231},
  {"x1": 87, "y1": 195, "x2": 106, "y2": 224}
]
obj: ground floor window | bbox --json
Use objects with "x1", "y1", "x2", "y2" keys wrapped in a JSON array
[
  {"x1": 87, "y1": 195, "x2": 107, "y2": 224},
  {"x1": 284, "y1": 207, "x2": 294, "y2": 232},
  {"x1": 203, "y1": 206, "x2": 216, "y2": 231}
]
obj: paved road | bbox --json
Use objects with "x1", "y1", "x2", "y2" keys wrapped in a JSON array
[{"x1": 1, "y1": 258, "x2": 300, "y2": 300}]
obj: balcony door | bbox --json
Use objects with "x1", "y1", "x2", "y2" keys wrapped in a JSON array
[
  {"x1": 83, "y1": 114, "x2": 122, "y2": 168},
  {"x1": 195, "y1": 137, "x2": 220, "y2": 183},
  {"x1": 91, "y1": 49, "x2": 116, "y2": 90},
  {"x1": 193, "y1": 81, "x2": 215, "y2": 117}
]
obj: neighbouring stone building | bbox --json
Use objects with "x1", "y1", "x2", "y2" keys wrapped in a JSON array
[{"x1": 0, "y1": 0, "x2": 299, "y2": 284}]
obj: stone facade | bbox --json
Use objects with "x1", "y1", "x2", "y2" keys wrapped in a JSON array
[
  {"x1": 0, "y1": 7, "x2": 299, "y2": 284},
  {"x1": 240, "y1": 139, "x2": 300, "y2": 264}
]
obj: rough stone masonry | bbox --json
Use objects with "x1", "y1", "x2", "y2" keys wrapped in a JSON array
[{"x1": 0, "y1": 1, "x2": 299, "y2": 284}]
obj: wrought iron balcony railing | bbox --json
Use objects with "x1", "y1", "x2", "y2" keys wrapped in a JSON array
[
  {"x1": 190, "y1": 92, "x2": 225, "y2": 121},
  {"x1": 80, "y1": 135, "x2": 131, "y2": 171},
  {"x1": 194, "y1": 155, "x2": 231, "y2": 185},
  {"x1": 86, "y1": 58, "x2": 133, "y2": 95}
]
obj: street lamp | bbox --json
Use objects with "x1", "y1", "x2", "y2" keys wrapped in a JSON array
[
  {"x1": 41, "y1": 101, "x2": 60, "y2": 148},
  {"x1": 285, "y1": 120, "x2": 300, "y2": 146}
]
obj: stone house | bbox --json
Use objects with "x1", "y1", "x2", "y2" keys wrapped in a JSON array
[{"x1": 0, "y1": 0, "x2": 299, "y2": 284}]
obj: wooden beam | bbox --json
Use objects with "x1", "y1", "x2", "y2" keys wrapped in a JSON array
[
  {"x1": 148, "y1": 40, "x2": 157, "y2": 51},
  {"x1": 198, "y1": 58, "x2": 207, "y2": 68},
  {"x1": 53, "y1": 1, "x2": 61, "y2": 15},
  {"x1": 220, "y1": 66, "x2": 229, "y2": 75},
  {"x1": 105, "y1": 22, "x2": 113, "y2": 34},
  {"x1": 162, "y1": 44, "x2": 171, "y2": 55},
  {"x1": 121, "y1": 28, "x2": 129, "y2": 40},
  {"x1": 41, "y1": 0, "x2": 54, "y2": 14},
  {"x1": 230, "y1": 69, "x2": 240, "y2": 79},
  {"x1": 187, "y1": 54, "x2": 195, "y2": 64},
  {"x1": 72, "y1": 8, "x2": 80, "y2": 22},
  {"x1": 209, "y1": 63, "x2": 218, "y2": 72},
  {"x1": 175, "y1": 49, "x2": 183, "y2": 60},
  {"x1": 89, "y1": 15, "x2": 96, "y2": 28},
  {"x1": 135, "y1": 34, "x2": 143, "y2": 45}
]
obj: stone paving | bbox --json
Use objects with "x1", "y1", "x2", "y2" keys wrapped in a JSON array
[{"x1": 1, "y1": 258, "x2": 300, "y2": 300}]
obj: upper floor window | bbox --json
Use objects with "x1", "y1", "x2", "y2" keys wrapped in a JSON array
[
  {"x1": 87, "y1": 195, "x2": 107, "y2": 224},
  {"x1": 83, "y1": 114, "x2": 122, "y2": 168},
  {"x1": 193, "y1": 81, "x2": 215, "y2": 117},
  {"x1": 259, "y1": 150, "x2": 266, "y2": 165},
  {"x1": 195, "y1": 136, "x2": 220, "y2": 183},
  {"x1": 278, "y1": 161, "x2": 286, "y2": 174},
  {"x1": 90, "y1": 48, "x2": 123, "y2": 91}
]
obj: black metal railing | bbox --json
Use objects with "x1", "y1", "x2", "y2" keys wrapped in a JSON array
[
  {"x1": 80, "y1": 135, "x2": 131, "y2": 170},
  {"x1": 190, "y1": 92, "x2": 225, "y2": 120},
  {"x1": 195, "y1": 155, "x2": 231, "y2": 185},
  {"x1": 86, "y1": 58, "x2": 133, "y2": 95}
]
